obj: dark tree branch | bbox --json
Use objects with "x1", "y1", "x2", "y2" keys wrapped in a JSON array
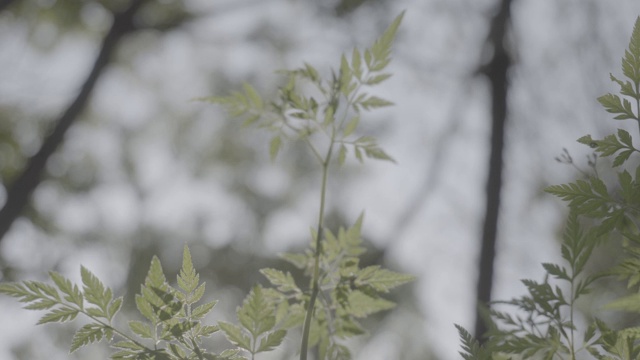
[
  {"x1": 0, "y1": 0, "x2": 146, "y2": 242},
  {"x1": 474, "y1": 0, "x2": 513, "y2": 342},
  {"x1": 0, "y1": 0, "x2": 16, "y2": 12}
]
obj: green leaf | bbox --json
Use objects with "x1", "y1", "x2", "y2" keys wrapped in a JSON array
[
  {"x1": 37, "y1": 307, "x2": 79, "y2": 324},
  {"x1": 256, "y1": 329, "x2": 286, "y2": 353},
  {"x1": 610, "y1": 73, "x2": 638, "y2": 99},
  {"x1": 23, "y1": 298, "x2": 58, "y2": 310},
  {"x1": 70, "y1": 323, "x2": 105, "y2": 353},
  {"x1": 219, "y1": 321, "x2": 252, "y2": 351},
  {"x1": 622, "y1": 17, "x2": 640, "y2": 85},
  {"x1": 364, "y1": 73, "x2": 392, "y2": 85},
  {"x1": 354, "y1": 146, "x2": 363, "y2": 163},
  {"x1": 135, "y1": 293, "x2": 156, "y2": 323},
  {"x1": 597, "y1": 93, "x2": 637, "y2": 120},
  {"x1": 192, "y1": 300, "x2": 218, "y2": 319},
  {"x1": 86, "y1": 307, "x2": 106, "y2": 318},
  {"x1": 618, "y1": 128, "x2": 634, "y2": 147},
  {"x1": 323, "y1": 105, "x2": 335, "y2": 127},
  {"x1": 269, "y1": 135, "x2": 282, "y2": 161},
  {"x1": 135, "y1": 256, "x2": 173, "y2": 323},
  {"x1": 50, "y1": 272, "x2": 84, "y2": 309},
  {"x1": 584, "y1": 322, "x2": 598, "y2": 343},
  {"x1": 351, "y1": 48, "x2": 362, "y2": 80},
  {"x1": 342, "y1": 116, "x2": 360, "y2": 138},
  {"x1": 604, "y1": 293, "x2": 640, "y2": 313},
  {"x1": 577, "y1": 134, "x2": 598, "y2": 148},
  {"x1": 304, "y1": 62, "x2": 319, "y2": 82},
  {"x1": 339, "y1": 54, "x2": 353, "y2": 97},
  {"x1": 280, "y1": 252, "x2": 309, "y2": 270},
  {"x1": 81, "y1": 266, "x2": 112, "y2": 314},
  {"x1": 334, "y1": 316, "x2": 365, "y2": 338},
  {"x1": 615, "y1": 149, "x2": 634, "y2": 167},
  {"x1": 355, "y1": 266, "x2": 415, "y2": 293},
  {"x1": 545, "y1": 178, "x2": 613, "y2": 215},
  {"x1": 237, "y1": 285, "x2": 276, "y2": 337},
  {"x1": 359, "y1": 96, "x2": 393, "y2": 110},
  {"x1": 177, "y1": 245, "x2": 199, "y2": 294},
  {"x1": 108, "y1": 296, "x2": 123, "y2": 320},
  {"x1": 199, "y1": 324, "x2": 220, "y2": 337},
  {"x1": 260, "y1": 268, "x2": 298, "y2": 293},
  {"x1": 456, "y1": 324, "x2": 490, "y2": 360},
  {"x1": 192, "y1": 284, "x2": 206, "y2": 305},
  {"x1": 279, "y1": 303, "x2": 306, "y2": 329},
  {"x1": 112, "y1": 340, "x2": 145, "y2": 351},
  {"x1": 542, "y1": 263, "x2": 570, "y2": 281},
  {"x1": 584, "y1": 131, "x2": 639, "y2": 168},
  {"x1": 363, "y1": 146, "x2": 395, "y2": 163},
  {"x1": 0, "y1": 283, "x2": 33, "y2": 301},
  {"x1": 243, "y1": 83, "x2": 263, "y2": 110},
  {"x1": 338, "y1": 144, "x2": 347, "y2": 166},
  {"x1": 23, "y1": 281, "x2": 60, "y2": 302},
  {"x1": 146, "y1": 256, "x2": 168, "y2": 288},
  {"x1": 129, "y1": 320, "x2": 154, "y2": 339},
  {"x1": 368, "y1": 12, "x2": 404, "y2": 72},
  {"x1": 346, "y1": 290, "x2": 395, "y2": 318}
]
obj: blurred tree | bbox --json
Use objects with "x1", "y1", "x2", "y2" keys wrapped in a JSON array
[
  {"x1": 474, "y1": 0, "x2": 513, "y2": 342},
  {"x1": 0, "y1": 0, "x2": 144, "y2": 242},
  {"x1": 2, "y1": 1, "x2": 636, "y2": 359},
  {"x1": 0, "y1": 0, "x2": 192, "y2": 243},
  {"x1": 0, "y1": 1, "x2": 424, "y2": 359},
  {"x1": 0, "y1": 0, "x2": 14, "y2": 12}
]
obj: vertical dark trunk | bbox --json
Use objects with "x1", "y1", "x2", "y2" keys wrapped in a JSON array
[
  {"x1": 0, "y1": 0, "x2": 144, "y2": 242},
  {"x1": 474, "y1": 0, "x2": 513, "y2": 342}
]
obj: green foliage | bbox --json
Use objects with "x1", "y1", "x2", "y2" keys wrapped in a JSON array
[
  {"x1": 1, "y1": 246, "x2": 241, "y2": 360},
  {"x1": 458, "y1": 15, "x2": 640, "y2": 360},
  {"x1": 456, "y1": 325, "x2": 493, "y2": 360},
  {"x1": 577, "y1": 129, "x2": 639, "y2": 167},
  {"x1": 597, "y1": 16, "x2": 640, "y2": 121},
  {"x1": 202, "y1": 12, "x2": 410, "y2": 360},
  {"x1": 260, "y1": 215, "x2": 413, "y2": 358},
  {"x1": 200, "y1": 12, "x2": 404, "y2": 166},
  {"x1": 218, "y1": 285, "x2": 287, "y2": 357},
  {"x1": 0, "y1": 12, "x2": 412, "y2": 360},
  {"x1": 475, "y1": 211, "x2": 602, "y2": 359}
]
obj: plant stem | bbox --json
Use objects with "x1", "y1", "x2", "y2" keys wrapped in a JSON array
[
  {"x1": 569, "y1": 275, "x2": 576, "y2": 360},
  {"x1": 636, "y1": 95, "x2": 639, "y2": 138},
  {"x1": 300, "y1": 140, "x2": 333, "y2": 360}
]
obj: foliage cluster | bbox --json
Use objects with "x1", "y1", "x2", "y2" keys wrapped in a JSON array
[
  {"x1": 458, "y1": 16, "x2": 640, "y2": 360},
  {"x1": 0, "y1": 13, "x2": 412, "y2": 360}
]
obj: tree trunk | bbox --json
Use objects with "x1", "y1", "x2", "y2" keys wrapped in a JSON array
[{"x1": 474, "y1": 0, "x2": 513, "y2": 342}]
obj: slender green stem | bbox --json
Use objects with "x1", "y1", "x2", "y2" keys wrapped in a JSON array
[
  {"x1": 300, "y1": 139, "x2": 333, "y2": 360},
  {"x1": 569, "y1": 275, "x2": 576, "y2": 360},
  {"x1": 636, "y1": 94, "x2": 639, "y2": 138}
]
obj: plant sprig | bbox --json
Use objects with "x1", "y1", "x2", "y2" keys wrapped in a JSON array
[
  {"x1": 202, "y1": 12, "x2": 410, "y2": 360},
  {"x1": 1, "y1": 11, "x2": 414, "y2": 360},
  {"x1": 0, "y1": 246, "x2": 244, "y2": 360},
  {"x1": 458, "y1": 15, "x2": 640, "y2": 360}
]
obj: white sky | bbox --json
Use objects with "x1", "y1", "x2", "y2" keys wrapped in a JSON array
[{"x1": 2, "y1": 0, "x2": 640, "y2": 359}]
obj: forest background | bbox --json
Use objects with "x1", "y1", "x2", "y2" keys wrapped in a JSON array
[{"x1": 2, "y1": 0, "x2": 640, "y2": 359}]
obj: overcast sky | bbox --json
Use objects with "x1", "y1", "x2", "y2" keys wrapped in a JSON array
[{"x1": 2, "y1": 1, "x2": 640, "y2": 359}]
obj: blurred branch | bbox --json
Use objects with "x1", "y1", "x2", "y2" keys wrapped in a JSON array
[
  {"x1": 0, "y1": 0, "x2": 147, "y2": 242},
  {"x1": 474, "y1": 0, "x2": 513, "y2": 342},
  {"x1": 0, "y1": 0, "x2": 16, "y2": 12}
]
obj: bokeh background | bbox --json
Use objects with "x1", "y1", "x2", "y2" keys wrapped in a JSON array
[{"x1": 1, "y1": 0, "x2": 640, "y2": 359}]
